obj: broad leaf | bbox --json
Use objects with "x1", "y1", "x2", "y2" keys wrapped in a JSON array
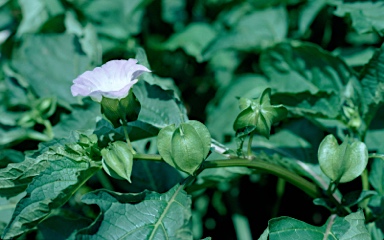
[
  {"x1": 133, "y1": 80, "x2": 188, "y2": 128},
  {"x1": 203, "y1": 5, "x2": 287, "y2": 59},
  {"x1": 77, "y1": 184, "x2": 193, "y2": 239},
  {"x1": 260, "y1": 41, "x2": 364, "y2": 133},
  {"x1": 16, "y1": 0, "x2": 64, "y2": 36},
  {"x1": 318, "y1": 134, "x2": 368, "y2": 183},
  {"x1": 369, "y1": 158, "x2": 384, "y2": 195},
  {"x1": 266, "y1": 210, "x2": 370, "y2": 240},
  {"x1": 162, "y1": 23, "x2": 216, "y2": 62},
  {"x1": 69, "y1": 0, "x2": 148, "y2": 40},
  {"x1": 10, "y1": 34, "x2": 98, "y2": 109},
  {"x1": 0, "y1": 193, "x2": 25, "y2": 234},
  {"x1": 53, "y1": 99, "x2": 100, "y2": 139},
  {"x1": 333, "y1": 1, "x2": 384, "y2": 36},
  {"x1": 38, "y1": 210, "x2": 93, "y2": 240},
  {"x1": 2, "y1": 158, "x2": 101, "y2": 239},
  {"x1": 360, "y1": 42, "x2": 384, "y2": 125}
]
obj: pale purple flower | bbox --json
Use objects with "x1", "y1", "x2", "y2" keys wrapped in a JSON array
[{"x1": 71, "y1": 59, "x2": 151, "y2": 102}]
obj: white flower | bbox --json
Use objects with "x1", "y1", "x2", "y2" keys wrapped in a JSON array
[{"x1": 71, "y1": 59, "x2": 151, "y2": 102}]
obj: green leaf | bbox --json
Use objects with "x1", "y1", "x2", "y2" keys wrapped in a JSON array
[
  {"x1": 38, "y1": 210, "x2": 93, "y2": 240},
  {"x1": 206, "y1": 74, "x2": 270, "y2": 141},
  {"x1": 333, "y1": 1, "x2": 384, "y2": 36},
  {"x1": 318, "y1": 134, "x2": 368, "y2": 183},
  {"x1": 157, "y1": 120, "x2": 211, "y2": 175},
  {"x1": 0, "y1": 149, "x2": 24, "y2": 168},
  {"x1": 161, "y1": 0, "x2": 187, "y2": 25},
  {"x1": 341, "y1": 190, "x2": 377, "y2": 207},
  {"x1": 70, "y1": 0, "x2": 149, "y2": 40},
  {"x1": 162, "y1": 23, "x2": 216, "y2": 62},
  {"x1": 77, "y1": 184, "x2": 193, "y2": 239},
  {"x1": 2, "y1": 157, "x2": 101, "y2": 239},
  {"x1": 16, "y1": 0, "x2": 64, "y2": 36},
  {"x1": 260, "y1": 41, "x2": 362, "y2": 117},
  {"x1": 267, "y1": 210, "x2": 370, "y2": 240},
  {"x1": 203, "y1": 6, "x2": 287, "y2": 59},
  {"x1": 297, "y1": 0, "x2": 327, "y2": 36},
  {"x1": 233, "y1": 88, "x2": 288, "y2": 139},
  {"x1": 10, "y1": 34, "x2": 98, "y2": 109},
  {"x1": 0, "y1": 131, "x2": 98, "y2": 198},
  {"x1": 133, "y1": 80, "x2": 188, "y2": 128},
  {"x1": 53, "y1": 99, "x2": 100, "y2": 139},
  {"x1": 0, "y1": 193, "x2": 25, "y2": 233},
  {"x1": 360, "y1": 43, "x2": 384, "y2": 124},
  {"x1": 369, "y1": 158, "x2": 384, "y2": 195},
  {"x1": 0, "y1": 152, "x2": 49, "y2": 198},
  {"x1": 93, "y1": 119, "x2": 159, "y2": 148}
]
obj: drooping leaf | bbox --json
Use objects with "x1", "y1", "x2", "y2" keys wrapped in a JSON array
[
  {"x1": 2, "y1": 158, "x2": 101, "y2": 239},
  {"x1": 77, "y1": 184, "x2": 193, "y2": 239},
  {"x1": 10, "y1": 34, "x2": 98, "y2": 109},
  {"x1": 341, "y1": 190, "x2": 377, "y2": 207},
  {"x1": 333, "y1": 1, "x2": 384, "y2": 36},
  {"x1": 266, "y1": 210, "x2": 370, "y2": 240},
  {"x1": 318, "y1": 134, "x2": 368, "y2": 183}
]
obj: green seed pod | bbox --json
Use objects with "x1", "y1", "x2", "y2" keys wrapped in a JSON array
[
  {"x1": 318, "y1": 134, "x2": 368, "y2": 183},
  {"x1": 101, "y1": 141, "x2": 134, "y2": 182},
  {"x1": 100, "y1": 90, "x2": 141, "y2": 128},
  {"x1": 157, "y1": 120, "x2": 211, "y2": 175}
]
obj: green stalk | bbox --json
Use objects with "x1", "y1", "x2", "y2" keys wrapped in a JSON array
[
  {"x1": 247, "y1": 132, "x2": 255, "y2": 158},
  {"x1": 122, "y1": 120, "x2": 136, "y2": 154},
  {"x1": 202, "y1": 159, "x2": 321, "y2": 199},
  {"x1": 133, "y1": 153, "x2": 321, "y2": 199}
]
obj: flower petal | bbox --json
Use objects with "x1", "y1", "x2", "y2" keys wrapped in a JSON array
[{"x1": 71, "y1": 59, "x2": 151, "y2": 102}]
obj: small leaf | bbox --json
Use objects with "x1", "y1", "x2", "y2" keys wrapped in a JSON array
[
  {"x1": 157, "y1": 120, "x2": 211, "y2": 175},
  {"x1": 342, "y1": 190, "x2": 377, "y2": 207},
  {"x1": 318, "y1": 134, "x2": 368, "y2": 183},
  {"x1": 77, "y1": 184, "x2": 192, "y2": 239},
  {"x1": 233, "y1": 88, "x2": 288, "y2": 139}
]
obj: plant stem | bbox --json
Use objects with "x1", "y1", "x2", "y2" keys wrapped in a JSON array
[
  {"x1": 133, "y1": 153, "x2": 162, "y2": 161},
  {"x1": 122, "y1": 120, "x2": 135, "y2": 154},
  {"x1": 133, "y1": 154, "x2": 322, "y2": 198},
  {"x1": 203, "y1": 158, "x2": 321, "y2": 198},
  {"x1": 247, "y1": 132, "x2": 255, "y2": 158}
]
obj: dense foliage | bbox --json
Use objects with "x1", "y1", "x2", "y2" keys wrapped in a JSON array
[{"x1": 1, "y1": 0, "x2": 384, "y2": 239}]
